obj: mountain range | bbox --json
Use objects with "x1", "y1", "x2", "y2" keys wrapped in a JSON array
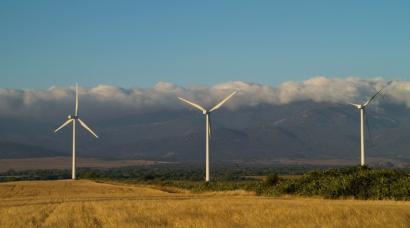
[{"x1": 1, "y1": 100, "x2": 410, "y2": 164}]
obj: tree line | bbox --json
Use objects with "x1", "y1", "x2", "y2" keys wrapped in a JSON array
[{"x1": 0, "y1": 163, "x2": 340, "y2": 182}]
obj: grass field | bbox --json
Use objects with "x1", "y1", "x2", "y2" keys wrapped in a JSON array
[{"x1": 1, "y1": 180, "x2": 410, "y2": 227}]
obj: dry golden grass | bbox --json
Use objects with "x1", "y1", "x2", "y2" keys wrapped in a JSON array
[{"x1": 1, "y1": 180, "x2": 410, "y2": 228}]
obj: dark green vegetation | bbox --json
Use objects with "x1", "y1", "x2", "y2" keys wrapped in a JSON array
[
  {"x1": 2, "y1": 164, "x2": 410, "y2": 200},
  {"x1": 75, "y1": 163, "x2": 332, "y2": 181},
  {"x1": 0, "y1": 163, "x2": 319, "y2": 182},
  {"x1": 0, "y1": 168, "x2": 71, "y2": 181},
  {"x1": 266, "y1": 165, "x2": 410, "y2": 200}
]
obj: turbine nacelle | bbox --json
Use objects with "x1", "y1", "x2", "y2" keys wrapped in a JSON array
[
  {"x1": 357, "y1": 105, "x2": 363, "y2": 109},
  {"x1": 68, "y1": 115, "x2": 78, "y2": 119},
  {"x1": 203, "y1": 110, "x2": 210, "y2": 115}
]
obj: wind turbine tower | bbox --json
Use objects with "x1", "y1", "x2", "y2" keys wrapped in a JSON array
[
  {"x1": 179, "y1": 91, "x2": 236, "y2": 181},
  {"x1": 331, "y1": 84, "x2": 387, "y2": 165},
  {"x1": 55, "y1": 83, "x2": 98, "y2": 179}
]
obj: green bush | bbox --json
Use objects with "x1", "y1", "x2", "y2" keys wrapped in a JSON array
[
  {"x1": 79, "y1": 171, "x2": 99, "y2": 179},
  {"x1": 264, "y1": 173, "x2": 279, "y2": 186},
  {"x1": 269, "y1": 165, "x2": 410, "y2": 200}
]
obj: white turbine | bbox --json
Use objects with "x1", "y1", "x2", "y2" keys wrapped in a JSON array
[
  {"x1": 330, "y1": 84, "x2": 388, "y2": 165},
  {"x1": 55, "y1": 83, "x2": 98, "y2": 180},
  {"x1": 179, "y1": 91, "x2": 236, "y2": 182}
]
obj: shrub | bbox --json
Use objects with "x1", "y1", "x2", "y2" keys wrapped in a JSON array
[
  {"x1": 264, "y1": 173, "x2": 279, "y2": 186},
  {"x1": 79, "y1": 171, "x2": 99, "y2": 179}
]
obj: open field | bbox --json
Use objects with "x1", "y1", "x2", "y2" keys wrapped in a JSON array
[
  {"x1": 1, "y1": 180, "x2": 410, "y2": 227},
  {"x1": 0, "y1": 157, "x2": 172, "y2": 172}
]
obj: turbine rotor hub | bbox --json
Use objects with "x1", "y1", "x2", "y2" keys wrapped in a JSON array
[{"x1": 68, "y1": 115, "x2": 78, "y2": 119}]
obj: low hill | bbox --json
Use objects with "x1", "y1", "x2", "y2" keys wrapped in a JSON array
[{"x1": 0, "y1": 141, "x2": 67, "y2": 159}]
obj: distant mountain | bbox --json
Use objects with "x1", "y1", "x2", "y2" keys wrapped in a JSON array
[
  {"x1": 1, "y1": 101, "x2": 410, "y2": 161},
  {"x1": 0, "y1": 141, "x2": 67, "y2": 159},
  {"x1": 0, "y1": 117, "x2": 102, "y2": 155},
  {"x1": 87, "y1": 125, "x2": 398, "y2": 162},
  {"x1": 365, "y1": 127, "x2": 410, "y2": 161}
]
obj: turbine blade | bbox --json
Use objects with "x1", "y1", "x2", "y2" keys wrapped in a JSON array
[
  {"x1": 364, "y1": 109, "x2": 373, "y2": 146},
  {"x1": 75, "y1": 83, "x2": 78, "y2": 116},
  {"x1": 78, "y1": 118, "x2": 99, "y2": 138},
  {"x1": 209, "y1": 114, "x2": 212, "y2": 140},
  {"x1": 363, "y1": 84, "x2": 388, "y2": 107},
  {"x1": 178, "y1": 97, "x2": 206, "y2": 112},
  {"x1": 208, "y1": 114, "x2": 212, "y2": 148},
  {"x1": 55, "y1": 119, "x2": 74, "y2": 132},
  {"x1": 328, "y1": 96, "x2": 360, "y2": 108},
  {"x1": 210, "y1": 91, "x2": 236, "y2": 112}
]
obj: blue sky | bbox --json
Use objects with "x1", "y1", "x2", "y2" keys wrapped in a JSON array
[{"x1": 1, "y1": 1, "x2": 410, "y2": 89}]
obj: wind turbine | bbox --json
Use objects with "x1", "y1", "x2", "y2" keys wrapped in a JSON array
[
  {"x1": 330, "y1": 84, "x2": 388, "y2": 165},
  {"x1": 55, "y1": 83, "x2": 98, "y2": 180},
  {"x1": 178, "y1": 91, "x2": 236, "y2": 181}
]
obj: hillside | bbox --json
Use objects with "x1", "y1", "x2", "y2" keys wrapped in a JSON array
[{"x1": 0, "y1": 141, "x2": 67, "y2": 159}]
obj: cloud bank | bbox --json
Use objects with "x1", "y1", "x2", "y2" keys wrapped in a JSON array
[{"x1": 0, "y1": 77, "x2": 407, "y2": 123}]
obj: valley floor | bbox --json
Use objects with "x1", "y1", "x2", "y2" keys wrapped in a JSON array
[
  {"x1": 0, "y1": 180, "x2": 410, "y2": 228},
  {"x1": 0, "y1": 157, "x2": 172, "y2": 172}
]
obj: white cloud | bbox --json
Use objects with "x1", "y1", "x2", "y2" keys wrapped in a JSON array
[{"x1": 0, "y1": 77, "x2": 406, "y2": 123}]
